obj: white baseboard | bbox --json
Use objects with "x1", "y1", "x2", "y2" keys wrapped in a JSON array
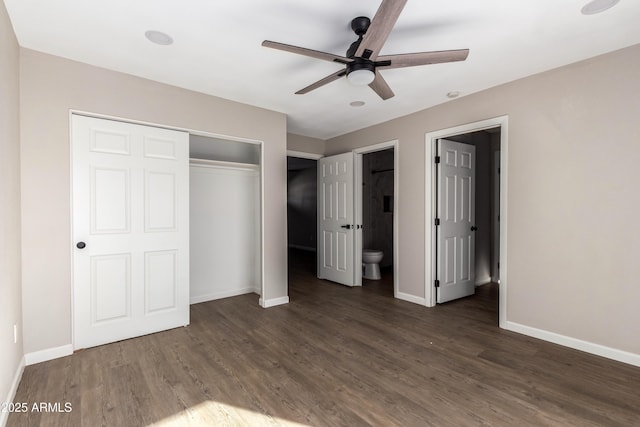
[
  {"x1": 288, "y1": 244, "x2": 316, "y2": 252},
  {"x1": 190, "y1": 287, "x2": 257, "y2": 304},
  {"x1": 259, "y1": 296, "x2": 290, "y2": 308},
  {"x1": 1, "y1": 357, "x2": 25, "y2": 427},
  {"x1": 24, "y1": 344, "x2": 73, "y2": 366},
  {"x1": 475, "y1": 277, "x2": 492, "y2": 286},
  {"x1": 396, "y1": 292, "x2": 427, "y2": 306},
  {"x1": 504, "y1": 321, "x2": 640, "y2": 368}
]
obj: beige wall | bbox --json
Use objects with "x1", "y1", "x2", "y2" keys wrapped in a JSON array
[
  {"x1": 20, "y1": 49, "x2": 288, "y2": 354},
  {"x1": 287, "y1": 133, "x2": 325, "y2": 156},
  {"x1": 0, "y1": 0, "x2": 23, "y2": 410},
  {"x1": 326, "y1": 44, "x2": 640, "y2": 355}
]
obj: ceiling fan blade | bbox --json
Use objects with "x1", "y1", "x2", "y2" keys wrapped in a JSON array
[
  {"x1": 377, "y1": 49, "x2": 469, "y2": 69},
  {"x1": 296, "y1": 69, "x2": 347, "y2": 95},
  {"x1": 262, "y1": 40, "x2": 352, "y2": 65},
  {"x1": 368, "y1": 72, "x2": 395, "y2": 100},
  {"x1": 355, "y1": 0, "x2": 408, "y2": 60}
]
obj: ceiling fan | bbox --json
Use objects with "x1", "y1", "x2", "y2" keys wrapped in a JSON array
[{"x1": 262, "y1": 0, "x2": 469, "y2": 100}]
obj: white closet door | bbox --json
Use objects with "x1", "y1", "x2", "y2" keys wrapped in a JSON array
[
  {"x1": 189, "y1": 162, "x2": 260, "y2": 303},
  {"x1": 72, "y1": 115, "x2": 190, "y2": 349}
]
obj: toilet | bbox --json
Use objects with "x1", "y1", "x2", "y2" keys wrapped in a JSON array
[{"x1": 362, "y1": 249, "x2": 384, "y2": 280}]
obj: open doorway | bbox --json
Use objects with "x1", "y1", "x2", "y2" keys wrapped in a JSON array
[
  {"x1": 359, "y1": 148, "x2": 395, "y2": 295},
  {"x1": 287, "y1": 155, "x2": 319, "y2": 281},
  {"x1": 354, "y1": 140, "x2": 399, "y2": 296},
  {"x1": 287, "y1": 143, "x2": 398, "y2": 297},
  {"x1": 426, "y1": 116, "x2": 508, "y2": 326}
]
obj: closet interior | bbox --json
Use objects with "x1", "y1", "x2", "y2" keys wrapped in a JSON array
[{"x1": 189, "y1": 134, "x2": 261, "y2": 304}]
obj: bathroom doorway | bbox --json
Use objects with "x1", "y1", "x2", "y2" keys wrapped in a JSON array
[
  {"x1": 354, "y1": 140, "x2": 399, "y2": 296},
  {"x1": 361, "y1": 148, "x2": 394, "y2": 290}
]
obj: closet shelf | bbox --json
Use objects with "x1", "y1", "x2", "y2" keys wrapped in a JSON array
[{"x1": 189, "y1": 158, "x2": 259, "y2": 171}]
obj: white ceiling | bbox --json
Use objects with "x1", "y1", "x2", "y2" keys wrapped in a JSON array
[{"x1": 4, "y1": 0, "x2": 640, "y2": 140}]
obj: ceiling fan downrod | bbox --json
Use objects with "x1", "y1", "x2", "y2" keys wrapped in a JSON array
[{"x1": 346, "y1": 16, "x2": 371, "y2": 58}]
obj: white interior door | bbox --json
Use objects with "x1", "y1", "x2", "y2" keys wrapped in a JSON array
[
  {"x1": 317, "y1": 152, "x2": 355, "y2": 286},
  {"x1": 437, "y1": 139, "x2": 476, "y2": 303},
  {"x1": 72, "y1": 115, "x2": 190, "y2": 349}
]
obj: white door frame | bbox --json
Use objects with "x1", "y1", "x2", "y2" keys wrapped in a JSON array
[
  {"x1": 425, "y1": 117, "x2": 508, "y2": 328},
  {"x1": 353, "y1": 140, "x2": 399, "y2": 296},
  {"x1": 70, "y1": 110, "x2": 266, "y2": 349}
]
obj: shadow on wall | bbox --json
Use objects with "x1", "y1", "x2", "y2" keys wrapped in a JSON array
[
  {"x1": 287, "y1": 157, "x2": 317, "y2": 251},
  {"x1": 363, "y1": 149, "x2": 394, "y2": 268}
]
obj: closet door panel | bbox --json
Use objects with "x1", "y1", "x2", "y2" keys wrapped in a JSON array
[{"x1": 73, "y1": 115, "x2": 189, "y2": 350}]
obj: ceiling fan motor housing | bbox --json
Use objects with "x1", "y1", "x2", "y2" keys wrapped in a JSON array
[{"x1": 347, "y1": 58, "x2": 375, "y2": 75}]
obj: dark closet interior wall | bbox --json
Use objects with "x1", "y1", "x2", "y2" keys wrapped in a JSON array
[{"x1": 287, "y1": 157, "x2": 317, "y2": 251}]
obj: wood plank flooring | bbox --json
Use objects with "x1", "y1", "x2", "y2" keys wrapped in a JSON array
[{"x1": 8, "y1": 249, "x2": 640, "y2": 426}]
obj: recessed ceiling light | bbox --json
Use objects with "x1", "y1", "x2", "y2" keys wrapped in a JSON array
[
  {"x1": 145, "y1": 30, "x2": 173, "y2": 46},
  {"x1": 350, "y1": 101, "x2": 366, "y2": 107},
  {"x1": 581, "y1": 0, "x2": 620, "y2": 15},
  {"x1": 446, "y1": 91, "x2": 460, "y2": 99}
]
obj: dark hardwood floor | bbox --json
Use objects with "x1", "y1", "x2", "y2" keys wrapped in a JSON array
[{"x1": 9, "y1": 249, "x2": 640, "y2": 426}]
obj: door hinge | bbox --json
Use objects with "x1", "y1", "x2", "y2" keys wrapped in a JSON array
[
  {"x1": 434, "y1": 279, "x2": 440, "y2": 288},
  {"x1": 435, "y1": 156, "x2": 441, "y2": 164},
  {"x1": 434, "y1": 218, "x2": 440, "y2": 226}
]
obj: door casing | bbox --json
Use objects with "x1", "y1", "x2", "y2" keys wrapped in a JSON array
[{"x1": 425, "y1": 116, "x2": 508, "y2": 328}]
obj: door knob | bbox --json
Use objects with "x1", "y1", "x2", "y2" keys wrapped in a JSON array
[
  {"x1": 340, "y1": 224, "x2": 352, "y2": 230},
  {"x1": 470, "y1": 226, "x2": 478, "y2": 232},
  {"x1": 76, "y1": 241, "x2": 86, "y2": 249}
]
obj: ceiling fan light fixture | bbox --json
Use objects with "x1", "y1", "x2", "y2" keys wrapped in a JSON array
[
  {"x1": 347, "y1": 59, "x2": 376, "y2": 86},
  {"x1": 581, "y1": 0, "x2": 620, "y2": 15},
  {"x1": 347, "y1": 69, "x2": 376, "y2": 86}
]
